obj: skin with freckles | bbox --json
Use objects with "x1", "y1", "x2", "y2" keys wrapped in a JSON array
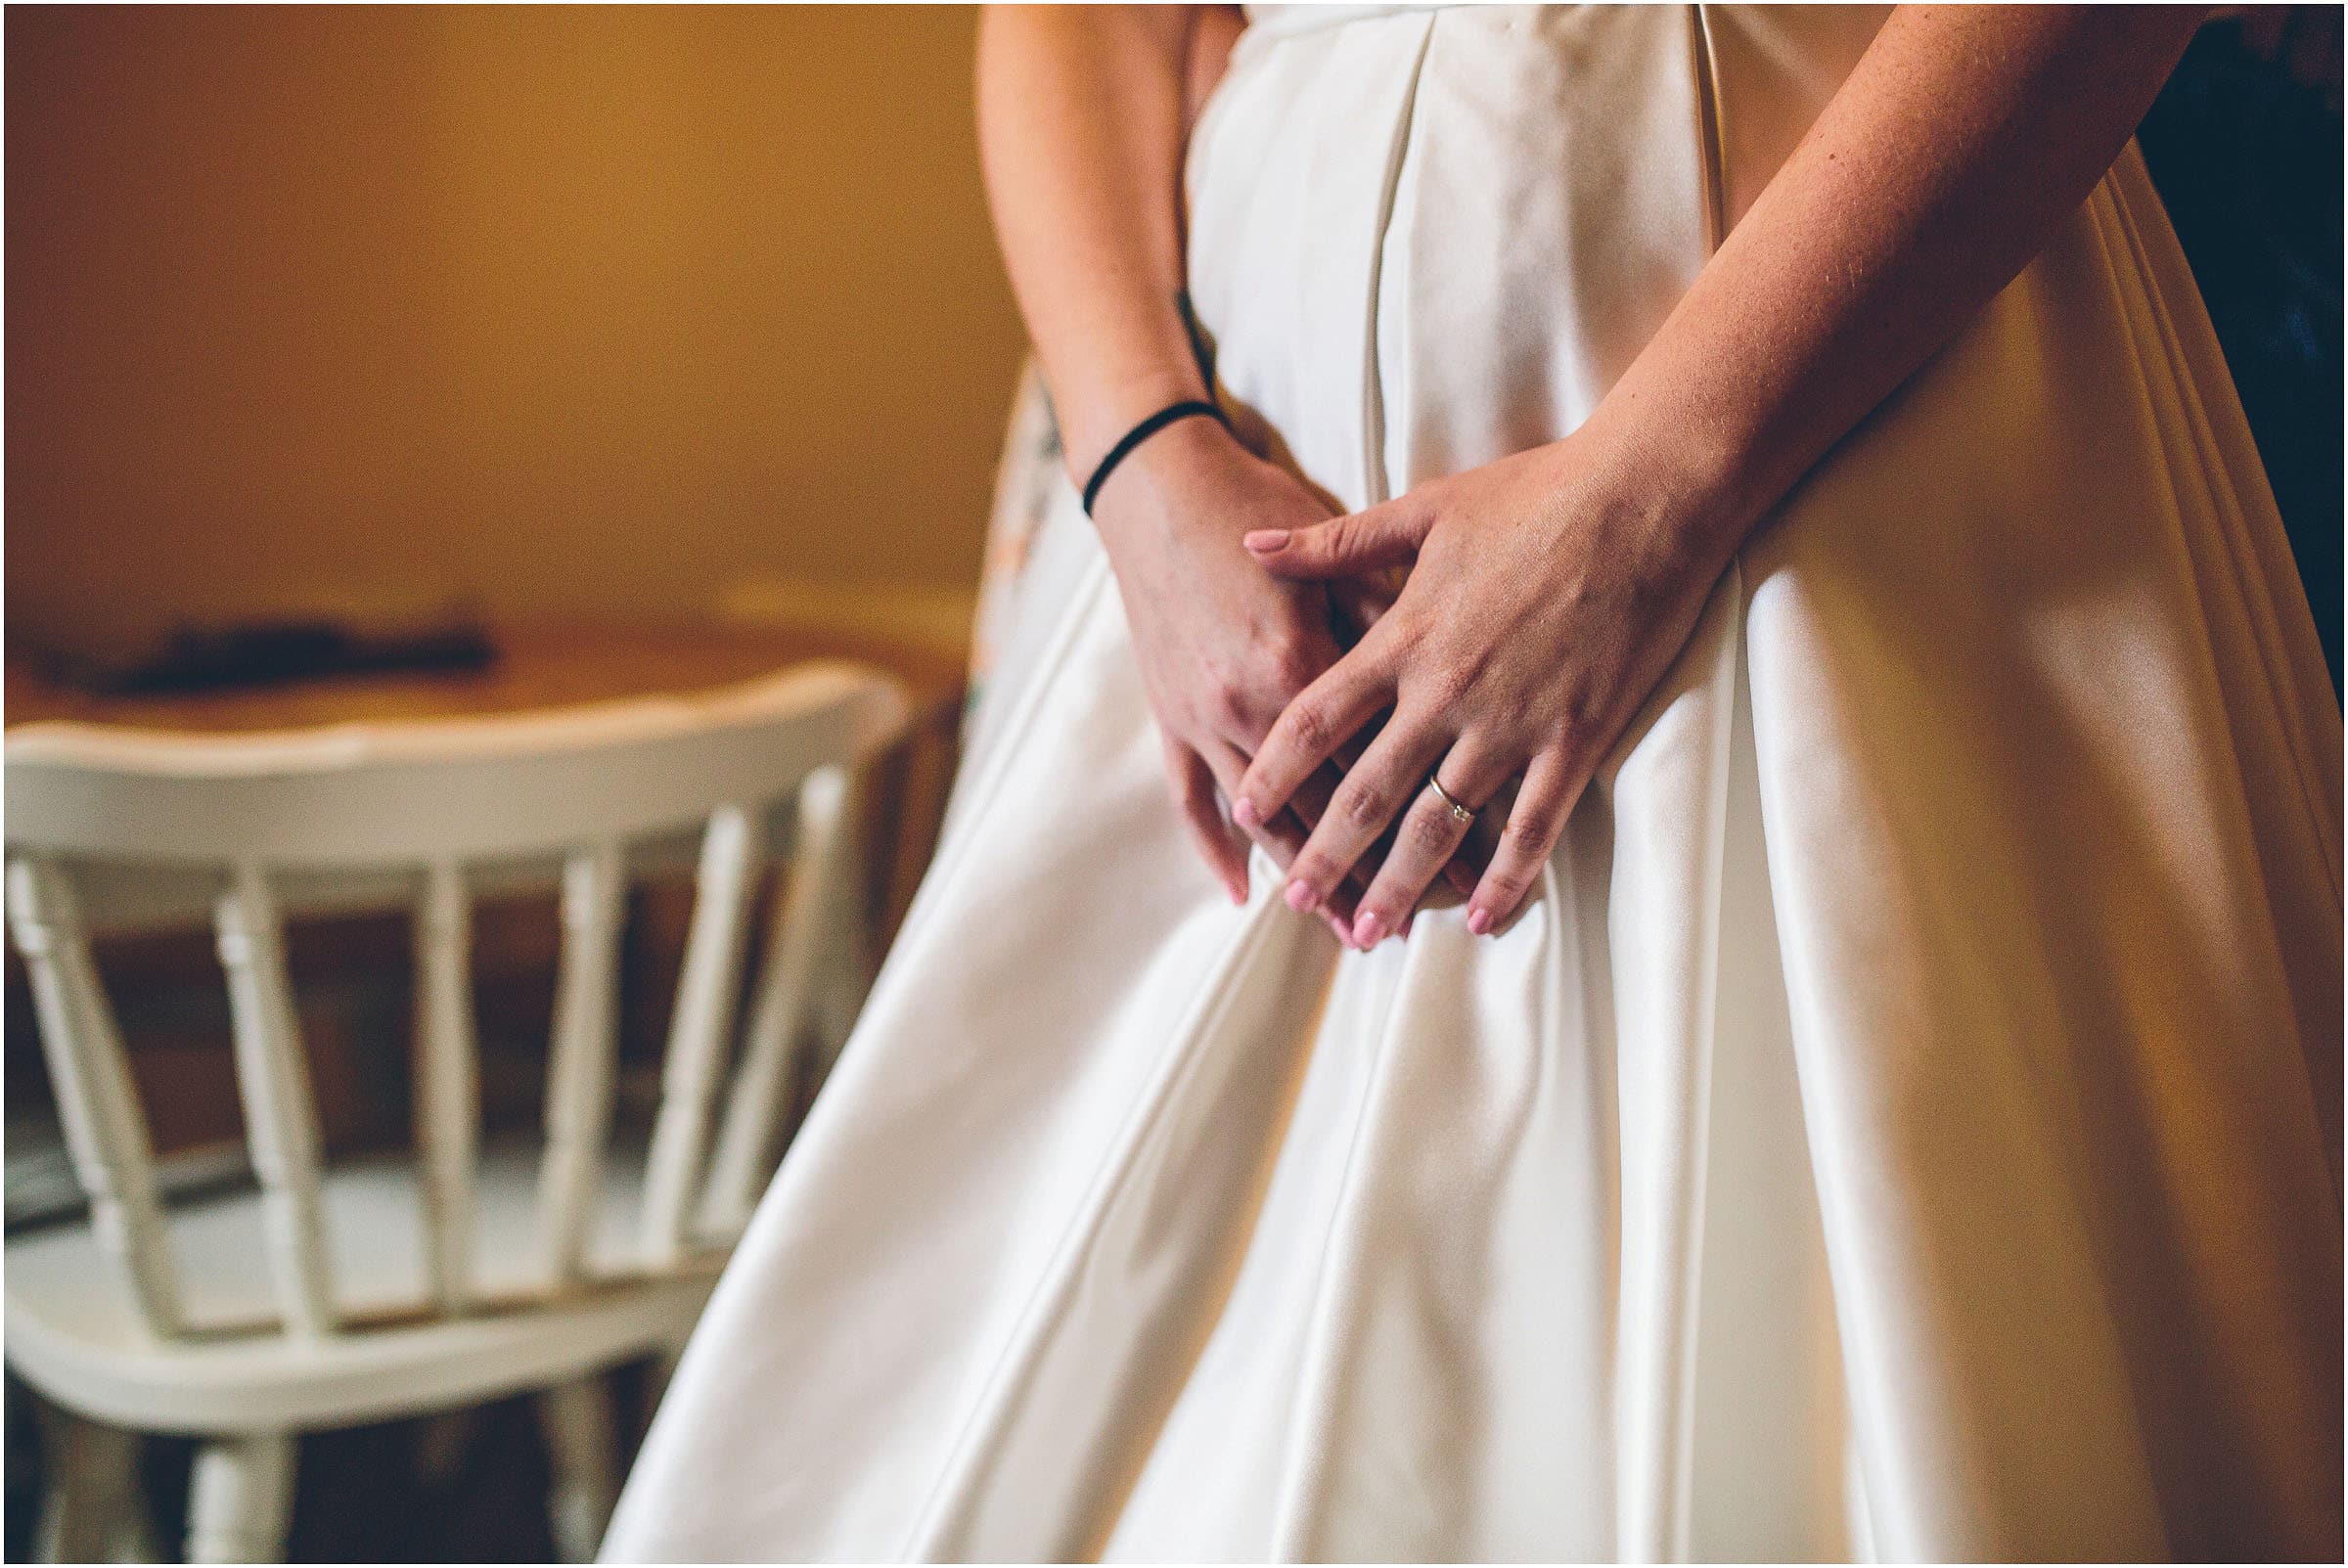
[
  {"x1": 981, "y1": 4, "x2": 2206, "y2": 944},
  {"x1": 1232, "y1": 3, "x2": 2209, "y2": 941}
]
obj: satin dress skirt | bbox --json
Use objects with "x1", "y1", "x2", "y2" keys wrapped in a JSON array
[{"x1": 603, "y1": 7, "x2": 2342, "y2": 1560}]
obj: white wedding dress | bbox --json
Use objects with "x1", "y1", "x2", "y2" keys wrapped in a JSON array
[{"x1": 603, "y1": 7, "x2": 2341, "y2": 1560}]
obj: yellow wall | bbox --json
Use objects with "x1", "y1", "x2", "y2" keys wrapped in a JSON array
[{"x1": 8, "y1": 4, "x2": 1028, "y2": 655}]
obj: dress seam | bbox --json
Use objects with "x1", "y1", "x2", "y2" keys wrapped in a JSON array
[
  {"x1": 1357, "y1": 12, "x2": 1438, "y2": 510},
  {"x1": 1687, "y1": 4, "x2": 1729, "y2": 255}
]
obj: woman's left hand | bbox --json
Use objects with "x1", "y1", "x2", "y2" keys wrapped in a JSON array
[{"x1": 1230, "y1": 432, "x2": 1735, "y2": 945}]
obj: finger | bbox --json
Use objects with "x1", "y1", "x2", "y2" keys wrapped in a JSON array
[
  {"x1": 1223, "y1": 731, "x2": 1400, "y2": 949},
  {"x1": 1281, "y1": 711, "x2": 1450, "y2": 918},
  {"x1": 1312, "y1": 743, "x2": 1391, "y2": 915},
  {"x1": 1290, "y1": 761, "x2": 1381, "y2": 894},
  {"x1": 1441, "y1": 791, "x2": 1500, "y2": 897},
  {"x1": 1291, "y1": 741, "x2": 1410, "y2": 946},
  {"x1": 1277, "y1": 708, "x2": 1439, "y2": 939},
  {"x1": 1350, "y1": 738, "x2": 1514, "y2": 946},
  {"x1": 1242, "y1": 497, "x2": 1428, "y2": 581},
  {"x1": 1164, "y1": 736, "x2": 1248, "y2": 905},
  {"x1": 1261, "y1": 764, "x2": 1367, "y2": 928},
  {"x1": 1294, "y1": 761, "x2": 1411, "y2": 944},
  {"x1": 1202, "y1": 739, "x2": 1361, "y2": 942},
  {"x1": 1468, "y1": 749, "x2": 1579, "y2": 935},
  {"x1": 1332, "y1": 724, "x2": 1438, "y2": 904},
  {"x1": 1231, "y1": 650, "x2": 1392, "y2": 833}
]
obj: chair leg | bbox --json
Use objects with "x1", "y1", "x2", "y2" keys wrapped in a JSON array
[
  {"x1": 185, "y1": 1433, "x2": 295, "y2": 1564},
  {"x1": 538, "y1": 1375, "x2": 618, "y2": 1562},
  {"x1": 35, "y1": 1409, "x2": 148, "y2": 1564}
]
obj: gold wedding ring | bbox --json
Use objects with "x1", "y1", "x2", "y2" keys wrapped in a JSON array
[{"x1": 1427, "y1": 773, "x2": 1474, "y2": 825}]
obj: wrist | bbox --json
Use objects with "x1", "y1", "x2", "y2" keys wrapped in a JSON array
[
  {"x1": 1568, "y1": 393, "x2": 1761, "y2": 570},
  {"x1": 1058, "y1": 367, "x2": 1220, "y2": 490},
  {"x1": 1083, "y1": 400, "x2": 1239, "y2": 536},
  {"x1": 1081, "y1": 399, "x2": 1229, "y2": 516}
]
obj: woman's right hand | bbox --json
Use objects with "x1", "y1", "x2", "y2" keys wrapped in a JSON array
[
  {"x1": 980, "y1": 7, "x2": 1418, "y2": 932},
  {"x1": 1090, "y1": 415, "x2": 1376, "y2": 937}
]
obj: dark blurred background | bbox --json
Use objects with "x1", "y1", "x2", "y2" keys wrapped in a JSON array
[{"x1": 2139, "y1": 4, "x2": 2343, "y2": 688}]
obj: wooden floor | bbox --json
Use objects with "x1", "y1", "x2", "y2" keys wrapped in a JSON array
[{"x1": 5, "y1": 619, "x2": 968, "y2": 734}]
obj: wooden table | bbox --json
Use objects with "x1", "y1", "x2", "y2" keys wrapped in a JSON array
[
  {"x1": 3, "y1": 620, "x2": 969, "y2": 1163},
  {"x1": 5, "y1": 620, "x2": 968, "y2": 734},
  {"x1": 6, "y1": 617, "x2": 969, "y2": 932}
]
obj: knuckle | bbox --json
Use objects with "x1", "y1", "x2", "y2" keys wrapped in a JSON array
[
  {"x1": 1558, "y1": 687, "x2": 1608, "y2": 746},
  {"x1": 1420, "y1": 660, "x2": 1475, "y2": 712},
  {"x1": 1207, "y1": 681, "x2": 1255, "y2": 736},
  {"x1": 1483, "y1": 865, "x2": 1532, "y2": 902},
  {"x1": 1404, "y1": 799, "x2": 1458, "y2": 855},
  {"x1": 1379, "y1": 614, "x2": 1426, "y2": 662},
  {"x1": 1287, "y1": 700, "x2": 1333, "y2": 756},
  {"x1": 1338, "y1": 778, "x2": 1390, "y2": 829},
  {"x1": 1505, "y1": 804, "x2": 1561, "y2": 851}
]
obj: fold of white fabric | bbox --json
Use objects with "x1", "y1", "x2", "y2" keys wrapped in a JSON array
[{"x1": 603, "y1": 8, "x2": 2340, "y2": 1560}]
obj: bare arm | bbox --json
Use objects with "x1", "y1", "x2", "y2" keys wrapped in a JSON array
[
  {"x1": 1237, "y1": 6, "x2": 2209, "y2": 942},
  {"x1": 1598, "y1": 4, "x2": 2208, "y2": 549},
  {"x1": 975, "y1": 5, "x2": 1238, "y2": 484},
  {"x1": 976, "y1": 6, "x2": 1418, "y2": 931}
]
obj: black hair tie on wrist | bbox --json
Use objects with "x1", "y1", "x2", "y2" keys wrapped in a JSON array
[{"x1": 1081, "y1": 399, "x2": 1229, "y2": 518}]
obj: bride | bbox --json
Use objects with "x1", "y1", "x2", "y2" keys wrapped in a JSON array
[{"x1": 605, "y1": 6, "x2": 2340, "y2": 1560}]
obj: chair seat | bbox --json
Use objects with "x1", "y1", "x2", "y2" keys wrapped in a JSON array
[{"x1": 6, "y1": 1140, "x2": 725, "y2": 1435}]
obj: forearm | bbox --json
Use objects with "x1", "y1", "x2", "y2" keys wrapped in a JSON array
[
  {"x1": 975, "y1": 5, "x2": 1237, "y2": 486},
  {"x1": 1580, "y1": 5, "x2": 2206, "y2": 557}
]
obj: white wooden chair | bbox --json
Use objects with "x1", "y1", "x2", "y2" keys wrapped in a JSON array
[{"x1": 3, "y1": 660, "x2": 910, "y2": 1562}]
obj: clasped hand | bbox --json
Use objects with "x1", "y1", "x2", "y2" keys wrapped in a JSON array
[{"x1": 1101, "y1": 419, "x2": 1725, "y2": 949}]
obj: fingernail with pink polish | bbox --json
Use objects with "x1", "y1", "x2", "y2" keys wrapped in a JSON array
[
  {"x1": 1232, "y1": 796, "x2": 1261, "y2": 829},
  {"x1": 1468, "y1": 907, "x2": 1493, "y2": 936},
  {"x1": 1285, "y1": 880, "x2": 1317, "y2": 914},
  {"x1": 1352, "y1": 910, "x2": 1385, "y2": 947},
  {"x1": 1242, "y1": 529, "x2": 1289, "y2": 552}
]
